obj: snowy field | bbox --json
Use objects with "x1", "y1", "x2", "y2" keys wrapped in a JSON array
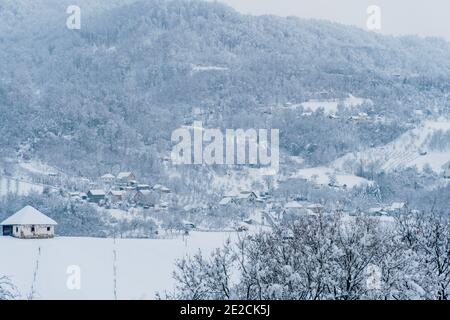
[
  {"x1": 0, "y1": 176, "x2": 44, "y2": 197},
  {"x1": 290, "y1": 166, "x2": 373, "y2": 188},
  {"x1": 333, "y1": 119, "x2": 450, "y2": 173},
  {"x1": 0, "y1": 232, "x2": 237, "y2": 299},
  {"x1": 284, "y1": 95, "x2": 371, "y2": 115}
]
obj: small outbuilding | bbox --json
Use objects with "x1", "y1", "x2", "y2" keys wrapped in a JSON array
[
  {"x1": 134, "y1": 190, "x2": 159, "y2": 207},
  {"x1": 87, "y1": 189, "x2": 106, "y2": 203},
  {"x1": 107, "y1": 190, "x2": 124, "y2": 203},
  {"x1": 117, "y1": 172, "x2": 136, "y2": 184},
  {"x1": 1, "y1": 206, "x2": 57, "y2": 239}
]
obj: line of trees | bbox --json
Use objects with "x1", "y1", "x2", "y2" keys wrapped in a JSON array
[
  {"x1": 169, "y1": 213, "x2": 450, "y2": 300},
  {"x1": 0, "y1": 276, "x2": 17, "y2": 300}
]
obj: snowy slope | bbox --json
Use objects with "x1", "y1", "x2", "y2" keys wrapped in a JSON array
[
  {"x1": 289, "y1": 166, "x2": 373, "y2": 188},
  {"x1": 0, "y1": 176, "x2": 44, "y2": 197},
  {"x1": 333, "y1": 119, "x2": 450, "y2": 173},
  {"x1": 0, "y1": 232, "x2": 237, "y2": 299},
  {"x1": 284, "y1": 95, "x2": 372, "y2": 115}
]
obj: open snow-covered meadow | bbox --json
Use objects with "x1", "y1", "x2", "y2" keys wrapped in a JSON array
[
  {"x1": 0, "y1": 232, "x2": 236, "y2": 299},
  {"x1": 0, "y1": 176, "x2": 44, "y2": 198}
]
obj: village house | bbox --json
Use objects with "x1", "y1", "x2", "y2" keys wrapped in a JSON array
[
  {"x1": 152, "y1": 184, "x2": 171, "y2": 202},
  {"x1": 183, "y1": 204, "x2": 208, "y2": 214},
  {"x1": 234, "y1": 191, "x2": 258, "y2": 206},
  {"x1": 68, "y1": 191, "x2": 80, "y2": 198},
  {"x1": 219, "y1": 196, "x2": 236, "y2": 206},
  {"x1": 117, "y1": 172, "x2": 136, "y2": 184},
  {"x1": 368, "y1": 207, "x2": 388, "y2": 216},
  {"x1": 1, "y1": 206, "x2": 57, "y2": 239},
  {"x1": 87, "y1": 189, "x2": 106, "y2": 203},
  {"x1": 158, "y1": 202, "x2": 169, "y2": 210},
  {"x1": 307, "y1": 203, "x2": 324, "y2": 214},
  {"x1": 368, "y1": 202, "x2": 406, "y2": 216},
  {"x1": 107, "y1": 190, "x2": 124, "y2": 203},
  {"x1": 79, "y1": 192, "x2": 88, "y2": 200},
  {"x1": 134, "y1": 190, "x2": 158, "y2": 207},
  {"x1": 152, "y1": 184, "x2": 171, "y2": 193},
  {"x1": 137, "y1": 184, "x2": 150, "y2": 191},
  {"x1": 100, "y1": 173, "x2": 115, "y2": 184},
  {"x1": 386, "y1": 202, "x2": 407, "y2": 214},
  {"x1": 218, "y1": 191, "x2": 239, "y2": 206},
  {"x1": 281, "y1": 201, "x2": 318, "y2": 220}
]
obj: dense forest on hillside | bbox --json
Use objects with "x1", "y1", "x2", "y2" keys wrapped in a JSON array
[{"x1": 1, "y1": 0, "x2": 450, "y2": 177}]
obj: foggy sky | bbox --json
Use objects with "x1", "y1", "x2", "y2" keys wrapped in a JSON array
[{"x1": 216, "y1": 0, "x2": 450, "y2": 41}]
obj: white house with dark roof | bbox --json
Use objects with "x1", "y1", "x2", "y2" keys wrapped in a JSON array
[{"x1": 1, "y1": 206, "x2": 57, "y2": 239}]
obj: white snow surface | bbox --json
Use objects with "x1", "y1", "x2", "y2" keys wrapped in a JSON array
[
  {"x1": 333, "y1": 119, "x2": 450, "y2": 173},
  {"x1": 290, "y1": 166, "x2": 373, "y2": 188},
  {"x1": 285, "y1": 95, "x2": 371, "y2": 115},
  {"x1": 0, "y1": 232, "x2": 237, "y2": 299},
  {"x1": 0, "y1": 176, "x2": 44, "y2": 197},
  {"x1": 191, "y1": 65, "x2": 228, "y2": 72},
  {"x1": 19, "y1": 160, "x2": 59, "y2": 176}
]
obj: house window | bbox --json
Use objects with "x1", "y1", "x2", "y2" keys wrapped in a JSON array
[
  {"x1": 31, "y1": 226, "x2": 35, "y2": 232},
  {"x1": 47, "y1": 227, "x2": 51, "y2": 231},
  {"x1": 16, "y1": 227, "x2": 18, "y2": 232}
]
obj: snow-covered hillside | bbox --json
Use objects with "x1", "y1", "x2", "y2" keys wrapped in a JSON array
[
  {"x1": 0, "y1": 233, "x2": 237, "y2": 299},
  {"x1": 283, "y1": 95, "x2": 372, "y2": 115},
  {"x1": 333, "y1": 119, "x2": 450, "y2": 174},
  {"x1": 0, "y1": 176, "x2": 44, "y2": 197},
  {"x1": 289, "y1": 166, "x2": 373, "y2": 188}
]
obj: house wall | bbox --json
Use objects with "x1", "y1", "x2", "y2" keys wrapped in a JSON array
[
  {"x1": 11, "y1": 225, "x2": 55, "y2": 239},
  {"x1": 88, "y1": 195, "x2": 105, "y2": 203}
]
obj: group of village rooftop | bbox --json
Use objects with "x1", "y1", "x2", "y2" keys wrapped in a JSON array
[
  {"x1": 63, "y1": 171, "x2": 410, "y2": 217},
  {"x1": 66, "y1": 172, "x2": 172, "y2": 209},
  {"x1": 0, "y1": 198, "x2": 408, "y2": 239}
]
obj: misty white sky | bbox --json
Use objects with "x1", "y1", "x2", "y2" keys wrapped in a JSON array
[{"x1": 216, "y1": 0, "x2": 450, "y2": 41}]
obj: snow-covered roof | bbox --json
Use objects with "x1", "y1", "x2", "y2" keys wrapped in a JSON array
[
  {"x1": 284, "y1": 201, "x2": 306, "y2": 209},
  {"x1": 237, "y1": 191, "x2": 257, "y2": 199},
  {"x1": 1, "y1": 206, "x2": 57, "y2": 226},
  {"x1": 137, "y1": 190, "x2": 153, "y2": 196},
  {"x1": 108, "y1": 190, "x2": 124, "y2": 196},
  {"x1": 152, "y1": 184, "x2": 171, "y2": 192},
  {"x1": 390, "y1": 202, "x2": 406, "y2": 210},
  {"x1": 88, "y1": 189, "x2": 106, "y2": 196},
  {"x1": 219, "y1": 197, "x2": 234, "y2": 205},
  {"x1": 117, "y1": 172, "x2": 133, "y2": 179},
  {"x1": 183, "y1": 203, "x2": 208, "y2": 211},
  {"x1": 307, "y1": 203, "x2": 324, "y2": 209},
  {"x1": 368, "y1": 207, "x2": 385, "y2": 213},
  {"x1": 223, "y1": 192, "x2": 238, "y2": 198},
  {"x1": 101, "y1": 173, "x2": 115, "y2": 179}
]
